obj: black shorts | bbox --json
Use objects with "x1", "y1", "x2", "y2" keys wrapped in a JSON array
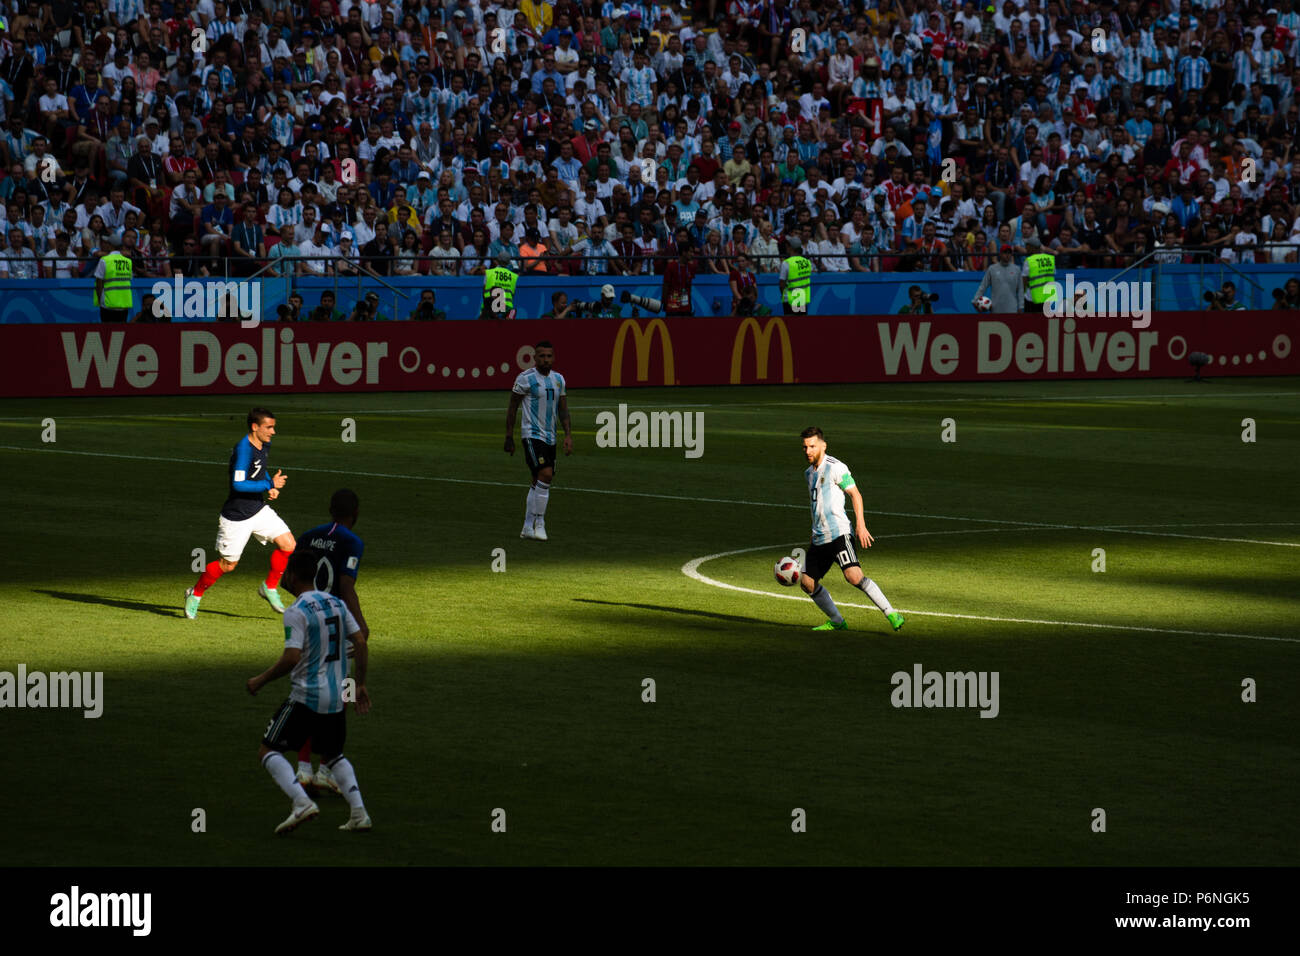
[
  {"x1": 522, "y1": 438, "x2": 557, "y2": 478},
  {"x1": 262, "y1": 699, "x2": 346, "y2": 760},
  {"x1": 805, "y1": 534, "x2": 861, "y2": 582}
]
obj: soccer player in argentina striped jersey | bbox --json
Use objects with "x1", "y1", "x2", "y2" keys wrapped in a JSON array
[
  {"x1": 247, "y1": 549, "x2": 372, "y2": 835},
  {"x1": 289, "y1": 489, "x2": 369, "y2": 797},
  {"x1": 799, "y1": 427, "x2": 905, "y2": 633},
  {"x1": 505, "y1": 341, "x2": 573, "y2": 541}
]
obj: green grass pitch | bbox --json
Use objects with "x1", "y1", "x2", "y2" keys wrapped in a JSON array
[{"x1": 2, "y1": 378, "x2": 1297, "y2": 866}]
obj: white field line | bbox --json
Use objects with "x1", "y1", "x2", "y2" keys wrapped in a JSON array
[
  {"x1": 1105, "y1": 521, "x2": 1300, "y2": 528},
  {"x1": 681, "y1": 541, "x2": 1300, "y2": 645},
  {"x1": 3, "y1": 444, "x2": 1299, "y2": 547},
  {"x1": 2, "y1": 389, "x2": 1299, "y2": 420}
]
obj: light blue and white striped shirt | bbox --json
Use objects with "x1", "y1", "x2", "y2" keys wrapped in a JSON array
[
  {"x1": 285, "y1": 591, "x2": 360, "y2": 715},
  {"x1": 806, "y1": 454, "x2": 856, "y2": 545},
  {"x1": 1117, "y1": 44, "x2": 1144, "y2": 83},
  {"x1": 1142, "y1": 45, "x2": 1173, "y2": 88},
  {"x1": 441, "y1": 87, "x2": 471, "y2": 120},
  {"x1": 206, "y1": 17, "x2": 239, "y2": 42},
  {"x1": 512, "y1": 367, "x2": 567, "y2": 444},
  {"x1": 1232, "y1": 50, "x2": 1255, "y2": 88},
  {"x1": 1256, "y1": 48, "x2": 1284, "y2": 85},
  {"x1": 269, "y1": 112, "x2": 295, "y2": 147},
  {"x1": 1176, "y1": 55, "x2": 1209, "y2": 92},
  {"x1": 879, "y1": 48, "x2": 912, "y2": 75},
  {"x1": 268, "y1": 202, "x2": 304, "y2": 230},
  {"x1": 108, "y1": 0, "x2": 145, "y2": 23},
  {"x1": 622, "y1": 66, "x2": 657, "y2": 108}
]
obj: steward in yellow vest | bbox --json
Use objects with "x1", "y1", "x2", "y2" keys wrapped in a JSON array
[
  {"x1": 1024, "y1": 242, "x2": 1057, "y2": 313},
  {"x1": 481, "y1": 254, "x2": 519, "y2": 319},
  {"x1": 94, "y1": 232, "x2": 137, "y2": 322},
  {"x1": 779, "y1": 234, "x2": 812, "y2": 315}
]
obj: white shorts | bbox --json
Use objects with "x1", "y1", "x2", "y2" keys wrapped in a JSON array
[{"x1": 215, "y1": 505, "x2": 291, "y2": 562}]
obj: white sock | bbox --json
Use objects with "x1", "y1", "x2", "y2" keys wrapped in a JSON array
[
  {"x1": 524, "y1": 487, "x2": 537, "y2": 526},
  {"x1": 810, "y1": 584, "x2": 844, "y2": 624},
  {"x1": 856, "y1": 578, "x2": 895, "y2": 615},
  {"x1": 326, "y1": 756, "x2": 365, "y2": 812},
  {"x1": 533, "y1": 480, "x2": 551, "y2": 520},
  {"x1": 263, "y1": 752, "x2": 312, "y2": 809}
]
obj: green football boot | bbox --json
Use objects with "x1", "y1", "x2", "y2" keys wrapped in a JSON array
[
  {"x1": 259, "y1": 581, "x2": 286, "y2": 614},
  {"x1": 812, "y1": 619, "x2": 848, "y2": 631}
]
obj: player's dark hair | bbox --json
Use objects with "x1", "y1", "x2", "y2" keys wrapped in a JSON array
[
  {"x1": 330, "y1": 488, "x2": 360, "y2": 520},
  {"x1": 535, "y1": 339, "x2": 554, "y2": 350},
  {"x1": 248, "y1": 406, "x2": 275, "y2": 427},
  {"x1": 285, "y1": 549, "x2": 323, "y2": 593},
  {"x1": 800, "y1": 426, "x2": 824, "y2": 441}
]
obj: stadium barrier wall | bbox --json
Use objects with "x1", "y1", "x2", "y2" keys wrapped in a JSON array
[
  {"x1": 1, "y1": 262, "x2": 1297, "y2": 324},
  {"x1": 7, "y1": 312, "x2": 1295, "y2": 397}
]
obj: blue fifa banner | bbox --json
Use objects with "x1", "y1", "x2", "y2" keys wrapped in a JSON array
[{"x1": 2, "y1": 265, "x2": 1297, "y2": 323}]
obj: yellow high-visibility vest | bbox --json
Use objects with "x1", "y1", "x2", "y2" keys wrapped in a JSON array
[
  {"x1": 483, "y1": 267, "x2": 518, "y2": 310},
  {"x1": 783, "y1": 255, "x2": 811, "y2": 310},
  {"x1": 1026, "y1": 253, "x2": 1057, "y2": 304},
  {"x1": 96, "y1": 252, "x2": 134, "y2": 309}
]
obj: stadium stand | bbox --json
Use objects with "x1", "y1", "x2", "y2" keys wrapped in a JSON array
[{"x1": 0, "y1": 0, "x2": 1296, "y2": 313}]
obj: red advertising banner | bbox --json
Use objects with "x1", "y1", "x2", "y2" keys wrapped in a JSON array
[{"x1": 5, "y1": 313, "x2": 1295, "y2": 397}]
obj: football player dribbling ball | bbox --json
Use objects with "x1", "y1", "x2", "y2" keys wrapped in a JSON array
[{"x1": 798, "y1": 426, "x2": 905, "y2": 633}]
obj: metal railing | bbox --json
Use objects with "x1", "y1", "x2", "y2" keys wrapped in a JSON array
[{"x1": 12, "y1": 244, "x2": 1300, "y2": 280}]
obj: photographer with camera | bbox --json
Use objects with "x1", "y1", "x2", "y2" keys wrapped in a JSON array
[
  {"x1": 899, "y1": 285, "x2": 940, "y2": 314},
  {"x1": 349, "y1": 292, "x2": 390, "y2": 322},
  {"x1": 542, "y1": 291, "x2": 574, "y2": 320},
  {"x1": 1204, "y1": 281, "x2": 1247, "y2": 311},
  {"x1": 548, "y1": 285, "x2": 622, "y2": 320},
  {"x1": 589, "y1": 284, "x2": 622, "y2": 318},
  {"x1": 409, "y1": 289, "x2": 446, "y2": 321},
  {"x1": 308, "y1": 290, "x2": 345, "y2": 322},
  {"x1": 620, "y1": 290, "x2": 664, "y2": 317},
  {"x1": 1271, "y1": 279, "x2": 1300, "y2": 309}
]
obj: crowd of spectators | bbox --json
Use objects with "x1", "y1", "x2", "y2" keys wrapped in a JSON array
[{"x1": 0, "y1": 0, "x2": 1296, "y2": 293}]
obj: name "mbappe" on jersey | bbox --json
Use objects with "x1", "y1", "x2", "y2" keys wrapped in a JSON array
[{"x1": 307, "y1": 537, "x2": 336, "y2": 551}]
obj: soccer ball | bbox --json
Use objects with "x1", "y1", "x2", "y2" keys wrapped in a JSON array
[
  {"x1": 773, "y1": 557, "x2": 801, "y2": 586},
  {"x1": 975, "y1": 296, "x2": 992, "y2": 312}
]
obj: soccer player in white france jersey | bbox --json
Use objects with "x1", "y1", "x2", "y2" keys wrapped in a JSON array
[
  {"x1": 247, "y1": 549, "x2": 372, "y2": 835},
  {"x1": 505, "y1": 340, "x2": 573, "y2": 541},
  {"x1": 799, "y1": 427, "x2": 906, "y2": 632}
]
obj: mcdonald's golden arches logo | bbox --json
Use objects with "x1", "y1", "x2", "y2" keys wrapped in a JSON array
[
  {"x1": 610, "y1": 318, "x2": 675, "y2": 386},
  {"x1": 730, "y1": 317, "x2": 794, "y2": 384}
]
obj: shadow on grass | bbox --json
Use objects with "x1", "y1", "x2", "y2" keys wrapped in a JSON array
[
  {"x1": 33, "y1": 589, "x2": 260, "y2": 619},
  {"x1": 573, "y1": 597, "x2": 780, "y2": 627}
]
